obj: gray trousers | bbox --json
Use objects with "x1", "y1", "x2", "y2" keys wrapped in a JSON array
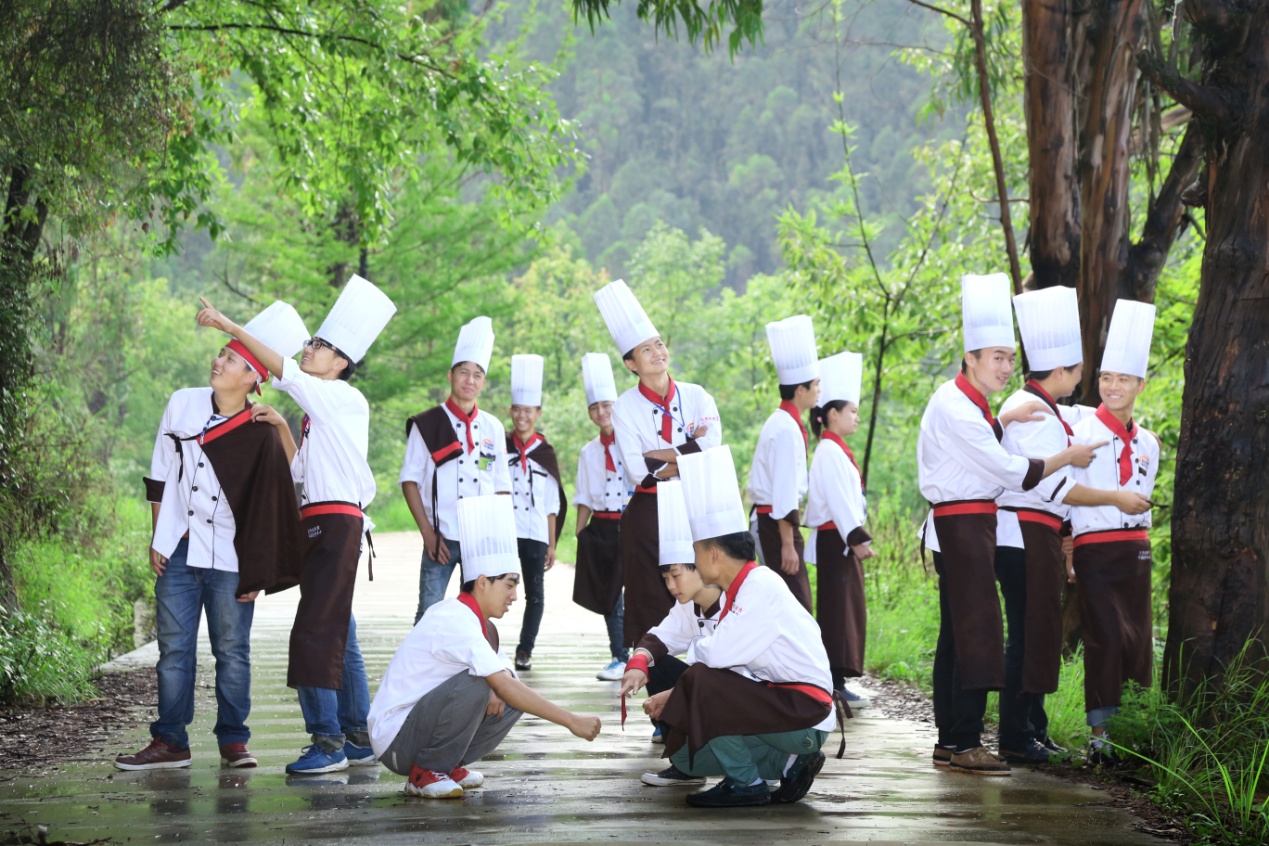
[{"x1": 382, "y1": 671, "x2": 522, "y2": 776}]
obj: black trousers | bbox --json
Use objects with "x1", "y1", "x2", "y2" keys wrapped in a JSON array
[
  {"x1": 932, "y1": 550, "x2": 988, "y2": 750},
  {"x1": 647, "y1": 655, "x2": 689, "y2": 729},
  {"x1": 994, "y1": 545, "x2": 1049, "y2": 749}
]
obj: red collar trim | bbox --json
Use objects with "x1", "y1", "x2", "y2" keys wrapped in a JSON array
[
  {"x1": 1024, "y1": 380, "x2": 1074, "y2": 439},
  {"x1": 512, "y1": 431, "x2": 544, "y2": 473},
  {"x1": 445, "y1": 398, "x2": 479, "y2": 452},
  {"x1": 637, "y1": 376, "x2": 676, "y2": 409},
  {"x1": 198, "y1": 406, "x2": 254, "y2": 446},
  {"x1": 718, "y1": 561, "x2": 759, "y2": 623},
  {"x1": 456, "y1": 591, "x2": 487, "y2": 638},
  {"x1": 599, "y1": 431, "x2": 615, "y2": 447},
  {"x1": 954, "y1": 372, "x2": 997, "y2": 427},
  {"x1": 822, "y1": 431, "x2": 864, "y2": 490},
  {"x1": 1095, "y1": 402, "x2": 1134, "y2": 441},
  {"x1": 779, "y1": 400, "x2": 809, "y2": 451}
]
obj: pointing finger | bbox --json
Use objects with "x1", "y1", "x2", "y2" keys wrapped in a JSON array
[{"x1": 199, "y1": 296, "x2": 212, "y2": 309}]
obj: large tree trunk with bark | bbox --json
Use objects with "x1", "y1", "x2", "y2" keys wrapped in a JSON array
[{"x1": 1156, "y1": 3, "x2": 1269, "y2": 700}]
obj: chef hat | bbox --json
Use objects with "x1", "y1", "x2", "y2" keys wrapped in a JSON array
[
  {"x1": 315, "y1": 275, "x2": 397, "y2": 364},
  {"x1": 1100, "y1": 299, "x2": 1156, "y2": 379},
  {"x1": 510, "y1": 354, "x2": 544, "y2": 407},
  {"x1": 594, "y1": 279, "x2": 659, "y2": 357},
  {"x1": 962, "y1": 273, "x2": 1016, "y2": 353},
  {"x1": 657, "y1": 480, "x2": 696, "y2": 567},
  {"x1": 582, "y1": 353, "x2": 618, "y2": 406},
  {"x1": 1013, "y1": 286, "x2": 1083, "y2": 371},
  {"x1": 228, "y1": 301, "x2": 309, "y2": 393},
  {"x1": 457, "y1": 495, "x2": 521, "y2": 583},
  {"x1": 818, "y1": 350, "x2": 864, "y2": 406},
  {"x1": 679, "y1": 445, "x2": 748, "y2": 543},
  {"x1": 766, "y1": 315, "x2": 820, "y2": 385},
  {"x1": 452, "y1": 316, "x2": 495, "y2": 373}
]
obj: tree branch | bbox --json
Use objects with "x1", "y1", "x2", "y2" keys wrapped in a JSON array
[
  {"x1": 902, "y1": 0, "x2": 970, "y2": 29},
  {"x1": 1125, "y1": 123, "x2": 1203, "y2": 301},
  {"x1": 1136, "y1": 49, "x2": 1232, "y2": 125}
]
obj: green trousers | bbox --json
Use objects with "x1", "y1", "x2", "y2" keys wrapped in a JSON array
[{"x1": 670, "y1": 728, "x2": 828, "y2": 786}]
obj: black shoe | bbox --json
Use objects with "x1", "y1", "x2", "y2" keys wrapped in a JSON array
[
  {"x1": 1086, "y1": 744, "x2": 1120, "y2": 768},
  {"x1": 514, "y1": 651, "x2": 531, "y2": 671},
  {"x1": 1000, "y1": 739, "x2": 1053, "y2": 765},
  {"x1": 1040, "y1": 736, "x2": 1067, "y2": 755},
  {"x1": 770, "y1": 750, "x2": 826, "y2": 804},
  {"x1": 641, "y1": 765, "x2": 706, "y2": 786},
  {"x1": 685, "y1": 778, "x2": 771, "y2": 808}
]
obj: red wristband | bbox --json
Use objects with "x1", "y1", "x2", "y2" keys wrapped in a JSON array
[{"x1": 626, "y1": 654, "x2": 650, "y2": 676}]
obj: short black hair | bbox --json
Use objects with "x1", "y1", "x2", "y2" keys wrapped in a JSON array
[
  {"x1": 810, "y1": 399, "x2": 850, "y2": 438},
  {"x1": 699, "y1": 531, "x2": 755, "y2": 562},
  {"x1": 658, "y1": 562, "x2": 696, "y2": 573},
  {"x1": 1025, "y1": 363, "x2": 1081, "y2": 382},
  {"x1": 450, "y1": 361, "x2": 487, "y2": 375},
  {"x1": 459, "y1": 573, "x2": 516, "y2": 593},
  {"x1": 332, "y1": 345, "x2": 357, "y2": 381},
  {"x1": 778, "y1": 380, "x2": 815, "y2": 402}
]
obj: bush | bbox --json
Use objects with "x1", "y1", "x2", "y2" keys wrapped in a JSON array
[{"x1": 0, "y1": 604, "x2": 99, "y2": 705}]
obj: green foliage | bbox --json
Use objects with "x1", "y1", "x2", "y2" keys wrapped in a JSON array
[
  {"x1": 0, "y1": 605, "x2": 100, "y2": 705},
  {"x1": 571, "y1": 0, "x2": 765, "y2": 57}
]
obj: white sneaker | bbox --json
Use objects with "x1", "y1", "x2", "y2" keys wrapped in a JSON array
[
  {"x1": 404, "y1": 767, "x2": 464, "y2": 799},
  {"x1": 450, "y1": 766, "x2": 484, "y2": 788},
  {"x1": 596, "y1": 659, "x2": 627, "y2": 681}
]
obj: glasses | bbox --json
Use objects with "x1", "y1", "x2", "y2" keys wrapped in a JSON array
[{"x1": 304, "y1": 338, "x2": 334, "y2": 352}]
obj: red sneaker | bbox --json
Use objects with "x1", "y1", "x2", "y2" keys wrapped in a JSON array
[
  {"x1": 114, "y1": 738, "x2": 192, "y2": 771},
  {"x1": 404, "y1": 764, "x2": 463, "y2": 798},
  {"x1": 449, "y1": 766, "x2": 484, "y2": 788},
  {"x1": 220, "y1": 743, "x2": 258, "y2": 768}
]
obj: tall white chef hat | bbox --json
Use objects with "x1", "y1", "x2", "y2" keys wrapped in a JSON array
[
  {"x1": 510, "y1": 354, "x2": 544, "y2": 407},
  {"x1": 818, "y1": 350, "x2": 864, "y2": 406},
  {"x1": 1100, "y1": 299, "x2": 1156, "y2": 379},
  {"x1": 457, "y1": 495, "x2": 521, "y2": 583},
  {"x1": 679, "y1": 445, "x2": 749, "y2": 543},
  {"x1": 228, "y1": 301, "x2": 309, "y2": 393},
  {"x1": 657, "y1": 480, "x2": 696, "y2": 567},
  {"x1": 594, "y1": 279, "x2": 659, "y2": 357},
  {"x1": 315, "y1": 275, "x2": 397, "y2": 364},
  {"x1": 962, "y1": 273, "x2": 1016, "y2": 353},
  {"x1": 582, "y1": 352, "x2": 618, "y2": 406},
  {"x1": 1013, "y1": 286, "x2": 1083, "y2": 371},
  {"x1": 452, "y1": 316, "x2": 495, "y2": 373},
  {"x1": 766, "y1": 315, "x2": 820, "y2": 385}
]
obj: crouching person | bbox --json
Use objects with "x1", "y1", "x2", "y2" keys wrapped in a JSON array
[{"x1": 367, "y1": 495, "x2": 602, "y2": 798}]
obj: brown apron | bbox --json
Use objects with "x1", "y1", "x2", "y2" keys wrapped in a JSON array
[
  {"x1": 572, "y1": 515, "x2": 623, "y2": 615},
  {"x1": 1016, "y1": 513, "x2": 1066, "y2": 694},
  {"x1": 659, "y1": 664, "x2": 832, "y2": 765},
  {"x1": 287, "y1": 506, "x2": 362, "y2": 689},
  {"x1": 755, "y1": 509, "x2": 813, "y2": 612},
  {"x1": 932, "y1": 507, "x2": 1005, "y2": 691},
  {"x1": 814, "y1": 528, "x2": 866, "y2": 678},
  {"x1": 619, "y1": 491, "x2": 674, "y2": 645},
  {"x1": 1074, "y1": 533, "x2": 1153, "y2": 710}
]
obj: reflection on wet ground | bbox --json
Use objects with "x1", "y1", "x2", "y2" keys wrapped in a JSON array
[{"x1": 0, "y1": 533, "x2": 1162, "y2": 844}]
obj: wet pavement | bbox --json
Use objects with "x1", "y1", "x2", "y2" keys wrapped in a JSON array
[{"x1": 0, "y1": 532, "x2": 1163, "y2": 844}]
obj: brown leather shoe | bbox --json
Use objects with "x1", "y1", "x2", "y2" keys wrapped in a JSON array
[
  {"x1": 114, "y1": 738, "x2": 192, "y2": 771},
  {"x1": 948, "y1": 746, "x2": 1011, "y2": 776},
  {"x1": 932, "y1": 745, "x2": 953, "y2": 767},
  {"x1": 220, "y1": 742, "x2": 258, "y2": 768}
]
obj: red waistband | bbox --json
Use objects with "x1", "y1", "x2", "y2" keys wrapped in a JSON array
[
  {"x1": 300, "y1": 502, "x2": 364, "y2": 520},
  {"x1": 755, "y1": 505, "x2": 773, "y2": 515},
  {"x1": 767, "y1": 681, "x2": 833, "y2": 705},
  {"x1": 817, "y1": 521, "x2": 837, "y2": 531},
  {"x1": 634, "y1": 485, "x2": 658, "y2": 495},
  {"x1": 932, "y1": 501, "x2": 998, "y2": 518},
  {"x1": 592, "y1": 510, "x2": 622, "y2": 521},
  {"x1": 1010, "y1": 508, "x2": 1064, "y2": 532},
  {"x1": 1074, "y1": 528, "x2": 1149, "y2": 548}
]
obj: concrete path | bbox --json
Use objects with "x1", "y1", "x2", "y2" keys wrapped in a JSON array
[{"x1": 0, "y1": 532, "x2": 1161, "y2": 845}]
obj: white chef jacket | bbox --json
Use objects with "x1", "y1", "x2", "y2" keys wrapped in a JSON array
[
  {"x1": 804, "y1": 437, "x2": 868, "y2": 566},
  {"x1": 611, "y1": 379, "x2": 722, "y2": 485},
  {"x1": 573, "y1": 436, "x2": 630, "y2": 513},
  {"x1": 643, "y1": 598, "x2": 721, "y2": 659},
  {"x1": 274, "y1": 359, "x2": 376, "y2": 527},
  {"x1": 398, "y1": 404, "x2": 511, "y2": 540},
  {"x1": 1069, "y1": 411, "x2": 1158, "y2": 537},
  {"x1": 148, "y1": 387, "x2": 240, "y2": 571},
  {"x1": 509, "y1": 439, "x2": 561, "y2": 543},
  {"x1": 687, "y1": 566, "x2": 836, "y2": 733},
  {"x1": 917, "y1": 378, "x2": 1044, "y2": 553},
  {"x1": 747, "y1": 407, "x2": 809, "y2": 519},
  {"x1": 367, "y1": 596, "x2": 515, "y2": 755}
]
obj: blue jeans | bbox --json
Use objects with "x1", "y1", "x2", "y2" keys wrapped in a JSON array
[
  {"x1": 152, "y1": 538, "x2": 254, "y2": 748},
  {"x1": 416, "y1": 538, "x2": 463, "y2": 623},
  {"x1": 297, "y1": 615, "x2": 370, "y2": 751},
  {"x1": 604, "y1": 594, "x2": 629, "y2": 662},
  {"x1": 516, "y1": 538, "x2": 547, "y2": 656}
]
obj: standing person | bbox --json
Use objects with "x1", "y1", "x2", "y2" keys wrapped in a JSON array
[
  {"x1": 1068, "y1": 300, "x2": 1159, "y2": 765},
  {"x1": 505, "y1": 353, "x2": 566, "y2": 671},
  {"x1": 748, "y1": 315, "x2": 820, "y2": 612},
  {"x1": 197, "y1": 274, "x2": 397, "y2": 776},
  {"x1": 805, "y1": 350, "x2": 875, "y2": 712},
  {"x1": 367, "y1": 495, "x2": 602, "y2": 799},
  {"x1": 997, "y1": 287, "x2": 1153, "y2": 765},
  {"x1": 402, "y1": 316, "x2": 512, "y2": 622},
  {"x1": 594, "y1": 280, "x2": 722, "y2": 654},
  {"x1": 653, "y1": 445, "x2": 836, "y2": 808},
  {"x1": 918, "y1": 273, "x2": 1102, "y2": 777},
  {"x1": 115, "y1": 302, "x2": 308, "y2": 771},
  {"x1": 572, "y1": 352, "x2": 632, "y2": 682}
]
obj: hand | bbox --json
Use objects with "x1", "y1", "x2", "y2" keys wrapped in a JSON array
[
  {"x1": 643, "y1": 689, "x2": 672, "y2": 720},
  {"x1": 780, "y1": 543, "x2": 800, "y2": 576},
  {"x1": 619, "y1": 668, "x2": 648, "y2": 698},
  {"x1": 1065, "y1": 440, "x2": 1109, "y2": 468},
  {"x1": 250, "y1": 404, "x2": 287, "y2": 427},
  {"x1": 1067, "y1": 554, "x2": 1077, "y2": 585},
  {"x1": 424, "y1": 530, "x2": 450, "y2": 564},
  {"x1": 196, "y1": 297, "x2": 238, "y2": 334},
  {"x1": 1114, "y1": 492, "x2": 1153, "y2": 515},
  {"x1": 692, "y1": 425, "x2": 709, "y2": 439},
  {"x1": 149, "y1": 547, "x2": 168, "y2": 576},
  {"x1": 568, "y1": 713, "x2": 602, "y2": 741},
  {"x1": 545, "y1": 544, "x2": 556, "y2": 571},
  {"x1": 237, "y1": 590, "x2": 260, "y2": 604},
  {"x1": 1061, "y1": 536, "x2": 1074, "y2": 557},
  {"x1": 851, "y1": 543, "x2": 877, "y2": 561},
  {"x1": 1000, "y1": 401, "x2": 1053, "y2": 427},
  {"x1": 486, "y1": 691, "x2": 506, "y2": 718}
]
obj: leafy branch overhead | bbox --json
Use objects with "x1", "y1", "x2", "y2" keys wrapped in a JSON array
[{"x1": 571, "y1": 0, "x2": 764, "y2": 56}]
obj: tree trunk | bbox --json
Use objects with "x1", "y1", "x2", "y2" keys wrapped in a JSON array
[{"x1": 1163, "y1": 4, "x2": 1269, "y2": 701}]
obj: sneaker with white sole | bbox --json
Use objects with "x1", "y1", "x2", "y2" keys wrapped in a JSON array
[
  {"x1": 449, "y1": 766, "x2": 484, "y2": 788},
  {"x1": 596, "y1": 659, "x2": 627, "y2": 681},
  {"x1": 286, "y1": 745, "x2": 349, "y2": 775},
  {"x1": 641, "y1": 765, "x2": 705, "y2": 786},
  {"x1": 405, "y1": 765, "x2": 463, "y2": 798},
  {"x1": 219, "y1": 742, "x2": 258, "y2": 769},
  {"x1": 651, "y1": 725, "x2": 664, "y2": 744},
  {"x1": 114, "y1": 738, "x2": 192, "y2": 771},
  {"x1": 343, "y1": 740, "x2": 378, "y2": 767},
  {"x1": 838, "y1": 687, "x2": 870, "y2": 709}
]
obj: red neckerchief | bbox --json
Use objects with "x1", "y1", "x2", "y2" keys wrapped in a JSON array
[
  {"x1": 300, "y1": 414, "x2": 311, "y2": 444},
  {"x1": 1095, "y1": 403, "x2": 1136, "y2": 485},
  {"x1": 455, "y1": 590, "x2": 488, "y2": 639},
  {"x1": 1024, "y1": 380, "x2": 1073, "y2": 442},
  {"x1": 445, "y1": 398, "x2": 478, "y2": 453},
  {"x1": 822, "y1": 431, "x2": 864, "y2": 493},
  {"x1": 637, "y1": 377, "x2": 677, "y2": 443},
  {"x1": 717, "y1": 561, "x2": 759, "y2": 624},
  {"x1": 600, "y1": 431, "x2": 617, "y2": 472},
  {"x1": 779, "y1": 400, "x2": 809, "y2": 452},
  {"x1": 512, "y1": 431, "x2": 543, "y2": 474},
  {"x1": 954, "y1": 372, "x2": 997, "y2": 428}
]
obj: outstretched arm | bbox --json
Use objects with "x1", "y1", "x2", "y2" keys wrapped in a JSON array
[
  {"x1": 486, "y1": 671, "x2": 601, "y2": 741},
  {"x1": 197, "y1": 297, "x2": 286, "y2": 378}
]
